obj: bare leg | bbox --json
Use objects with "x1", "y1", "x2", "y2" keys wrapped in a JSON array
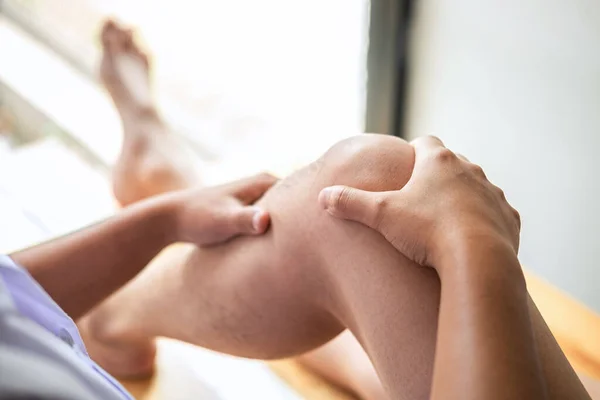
[
  {"x1": 82, "y1": 131, "x2": 590, "y2": 399},
  {"x1": 87, "y1": 19, "x2": 594, "y2": 400},
  {"x1": 297, "y1": 331, "x2": 385, "y2": 400},
  {"x1": 94, "y1": 20, "x2": 391, "y2": 397},
  {"x1": 100, "y1": 20, "x2": 199, "y2": 206},
  {"x1": 94, "y1": 21, "x2": 373, "y2": 389},
  {"x1": 79, "y1": 21, "x2": 201, "y2": 377},
  {"x1": 83, "y1": 135, "x2": 439, "y2": 400}
]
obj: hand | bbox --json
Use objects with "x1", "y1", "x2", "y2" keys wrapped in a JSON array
[
  {"x1": 165, "y1": 173, "x2": 278, "y2": 246},
  {"x1": 318, "y1": 136, "x2": 520, "y2": 269}
]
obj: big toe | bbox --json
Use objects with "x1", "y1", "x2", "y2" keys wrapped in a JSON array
[
  {"x1": 101, "y1": 20, "x2": 117, "y2": 51},
  {"x1": 101, "y1": 19, "x2": 116, "y2": 39},
  {"x1": 100, "y1": 19, "x2": 149, "y2": 66},
  {"x1": 101, "y1": 20, "x2": 129, "y2": 54}
]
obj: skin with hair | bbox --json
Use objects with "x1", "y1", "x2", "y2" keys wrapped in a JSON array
[
  {"x1": 318, "y1": 136, "x2": 583, "y2": 399},
  {"x1": 78, "y1": 133, "x2": 590, "y2": 399},
  {"x1": 12, "y1": 174, "x2": 276, "y2": 320},
  {"x1": 74, "y1": 20, "x2": 594, "y2": 399}
]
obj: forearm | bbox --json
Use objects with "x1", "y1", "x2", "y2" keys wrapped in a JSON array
[
  {"x1": 11, "y1": 196, "x2": 175, "y2": 319},
  {"x1": 431, "y1": 238, "x2": 547, "y2": 400}
]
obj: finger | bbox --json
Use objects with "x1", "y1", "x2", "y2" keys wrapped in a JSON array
[
  {"x1": 229, "y1": 173, "x2": 279, "y2": 204},
  {"x1": 410, "y1": 135, "x2": 445, "y2": 152},
  {"x1": 410, "y1": 136, "x2": 448, "y2": 167},
  {"x1": 318, "y1": 185, "x2": 384, "y2": 230},
  {"x1": 456, "y1": 153, "x2": 469, "y2": 162},
  {"x1": 231, "y1": 206, "x2": 271, "y2": 235},
  {"x1": 470, "y1": 163, "x2": 487, "y2": 179}
]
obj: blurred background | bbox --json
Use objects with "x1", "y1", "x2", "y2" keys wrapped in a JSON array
[
  {"x1": 0, "y1": 0, "x2": 371, "y2": 248},
  {"x1": 0, "y1": 0, "x2": 599, "y2": 397}
]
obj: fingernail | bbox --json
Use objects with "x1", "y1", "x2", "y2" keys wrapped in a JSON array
[
  {"x1": 252, "y1": 208, "x2": 264, "y2": 232},
  {"x1": 319, "y1": 187, "x2": 337, "y2": 211}
]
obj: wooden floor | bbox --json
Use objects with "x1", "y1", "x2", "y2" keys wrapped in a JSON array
[
  {"x1": 526, "y1": 272, "x2": 600, "y2": 379},
  {"x1": 121, "y1": 344, "x2": 358, "y2": 400}
]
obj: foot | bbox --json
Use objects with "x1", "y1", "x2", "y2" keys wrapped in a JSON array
[
  {"x1": 100, "y1": 20, "x2": 153, "y2": 118},
  {"x1": 79, "y1": 312, "x2": 156, "y2": 379},
  {"x1": 99, "y1": 20, "x2": 200, "y2": 206}
]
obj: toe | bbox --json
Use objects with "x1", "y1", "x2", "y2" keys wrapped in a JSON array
[
  {"x1": 101, "y1": 20, "x2": 115, "y2": 48},
  {"x1": 123, "y1": 28, "x2": 134, "y2": 50},
  {"x1": 102, "y1": 21, "x2": 130, "y2": 54},
  {"x1": 101, "y1": 19, "x2": 149, "y2": 64},
  {"x1": 102, "y1": 19, "x2": 116, "y2": 35},
  {"x1": 101, "y1": 21, "x2": 123, "y2": 54},
  {"x1": 114, "y1": 28, "x2": 129, "y2": 52}
]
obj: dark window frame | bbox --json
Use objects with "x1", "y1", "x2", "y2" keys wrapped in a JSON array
[{"x1": 365, "y1": 0, "x2": 414, "y2": 138}]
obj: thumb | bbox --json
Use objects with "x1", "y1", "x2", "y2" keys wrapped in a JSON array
[
  {"x1": 229, "y1": 206, "x2": 271, "y2": 236},
  {"x1": 318, "y1": 185, "x2": 383, "y2": 229}
]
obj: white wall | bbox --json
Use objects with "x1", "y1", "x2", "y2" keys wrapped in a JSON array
[{"x1": 406, "y1": 0, "x2": 600, "y2": 310}]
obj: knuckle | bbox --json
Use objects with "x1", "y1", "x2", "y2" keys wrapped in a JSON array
[
  {"x1": 373, "y1": 194, "x2": 388, "y2": 212},
  {"x1": 257, "y1": 172, "x2": 278, "y2": 183},
  {"x1": 513, "y1": 208, "x2": 521, "y2": 228},
  {"x1": 332, "y1": 187, "x2": 352, "y2": 212},
  {"x1": 470, "y1": 163, "x2": 486, "y2": 178},
  {"x1": 424, "y1": 135, "x2": 444, "y2": 146},
  {"x1": 431, "y1": 147, "x2": 456, "y2": 163},
  {"x1": 372, "y1": 194, "x2": 389, "y2": 230},
  {"x1": 495, "y1": 186, "x2": 506, "y2": 200}
]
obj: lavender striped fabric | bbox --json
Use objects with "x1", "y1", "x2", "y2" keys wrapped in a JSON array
[{"x1": 0, "y1": 254, "x2": 133, "y2": 399}]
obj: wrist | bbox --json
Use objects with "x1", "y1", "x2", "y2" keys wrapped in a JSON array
[
  {"x1": 136, "y1": 192, "x2": 182, "y2": 246},
  {"x1": 439, "y1": 237, "x2": 528, "y2": 316},
  {"x1": 434, "y1": 230, "x2": 522, "y2": 282}
]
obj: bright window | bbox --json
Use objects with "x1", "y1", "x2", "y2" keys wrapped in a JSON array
[{"x1": 4, "y1": 0, "x2": 369, "y2": 174}]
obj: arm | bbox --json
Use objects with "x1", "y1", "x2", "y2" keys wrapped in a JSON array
[
  {"x1": 433, "y1": 238, "x2": 546, "y2": 399},
  {"x1": 11, "y1": 197, "x2": 175, "y2": 320},
  {"x1": 11, "y1": 173, "x2": 276, "y2": 320},
  {"x1": 318, "y1": 136, "x2": 584, "y2": 399}
]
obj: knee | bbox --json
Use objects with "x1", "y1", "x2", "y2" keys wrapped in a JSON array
[
  {"x1": 260, "y1": 134, "x2": 416, "y2": 238},
  {"x1": 246, "y1": 134, "x2": 419, "y2": 343},
  {"x1": 317, "y1": 133, "x2": 415, "y2": 192},
  {"x1": 257, "y1": 133, "x2": 416, "y2": 278}
]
